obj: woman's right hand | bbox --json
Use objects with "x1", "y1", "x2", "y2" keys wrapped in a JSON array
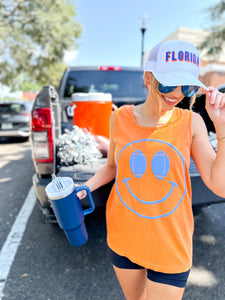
[{"x1": 76, "y1": 189, "x2": 87, "y2": 200}]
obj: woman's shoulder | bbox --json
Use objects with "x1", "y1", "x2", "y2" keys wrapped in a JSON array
[
  {"x1": 192, "y1": 110, "x2": 204, "y2": 124},
  {"x1": 114, "y1": 104, "x2": 133, "y2": 116},
  {"x1": 191, "y1": 111, "x2": 207, "y2": 138}
]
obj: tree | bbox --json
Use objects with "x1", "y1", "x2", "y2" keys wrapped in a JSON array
[
  {"x1": 0, "y1": 0, "x2": 82, "y2": 90},
  {"x1": 200, "y1": 0, "x2": 225, "y2": 60}
]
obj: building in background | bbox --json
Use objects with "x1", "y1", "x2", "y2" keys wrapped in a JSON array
[{"x1": 144, "y1": 27, "x2": 225, "y2": 90}]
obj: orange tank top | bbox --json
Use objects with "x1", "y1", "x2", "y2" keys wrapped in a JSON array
[{"x1": 106, "y1": 105, "x2": 194, "y2": 273}]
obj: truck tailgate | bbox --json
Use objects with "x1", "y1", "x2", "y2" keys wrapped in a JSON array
[{"x1": 190, "y1": 158, "x2": 225, "y2": 206}]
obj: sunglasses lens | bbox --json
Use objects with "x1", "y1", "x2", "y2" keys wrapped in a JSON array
[
  {"x1": 158, "y1": 83, "x2": 177, "y2": 94},
  {"x1": 158, "y1": 83, "x2": 199, "y2": 97},
  {"x1": 182, "y1": 86, "x2": 199, "y2": 97}
]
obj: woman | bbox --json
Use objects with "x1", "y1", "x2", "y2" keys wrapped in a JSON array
[{"x1": 77, "y1": 40, "x2": 225, "y2": 300}]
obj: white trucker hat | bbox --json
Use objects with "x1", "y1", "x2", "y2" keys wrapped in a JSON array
[{"x1": 144, "y1": 40, "x2": 208, "y2": 90}]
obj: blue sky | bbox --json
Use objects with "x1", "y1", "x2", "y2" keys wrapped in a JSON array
[{"x1": 64, "y1": 0, "x2": 217, "y2": 67}]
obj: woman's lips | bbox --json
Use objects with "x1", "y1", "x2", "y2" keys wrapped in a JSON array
[{"x1": 162, "y1": 95, "x2": 178, "y2": 105}]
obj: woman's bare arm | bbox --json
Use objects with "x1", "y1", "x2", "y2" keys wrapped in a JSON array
[{"x1": 191, "y1": 88, "x2": 225, "y2": 197}]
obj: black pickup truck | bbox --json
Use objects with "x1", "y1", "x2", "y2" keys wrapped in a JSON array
[{"x1": 29, "y1": 66, "x2": 225, "y2": 222}]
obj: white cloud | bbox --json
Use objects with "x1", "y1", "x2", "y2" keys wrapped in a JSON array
[{"x1": 63, "y1": 49, "x2": 79, "y2": 66}]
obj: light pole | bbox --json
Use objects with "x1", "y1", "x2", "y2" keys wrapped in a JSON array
[{"x1": 140, "y1": 15, "x2": 148, "y2": 67}]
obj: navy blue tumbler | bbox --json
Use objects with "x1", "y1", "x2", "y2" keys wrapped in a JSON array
[{"x1": 45, "y1": 177, "x2": 95, "y2": 247}]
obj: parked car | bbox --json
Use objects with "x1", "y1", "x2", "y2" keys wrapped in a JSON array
[{"x1": 0, "y1": 100, "x2": 33, "y2": 139}]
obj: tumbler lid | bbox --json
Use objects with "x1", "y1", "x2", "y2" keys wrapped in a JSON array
[
  {"x1": 72, "y1": 92, "x2": 112, "y2": 102},
  {"x1": 45, "y1": 177, "x2": 75, "y2": 200}
]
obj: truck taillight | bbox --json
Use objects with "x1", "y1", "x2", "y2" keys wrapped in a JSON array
[
  {"x1": 30, "y1": 108, "x2": 54, "y2": 163},
  {"x1": 99, "y1": 66, "x2": 122, "y2": 71}
]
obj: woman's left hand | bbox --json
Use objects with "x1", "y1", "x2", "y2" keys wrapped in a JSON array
[{"x1": 205, "y1": 87, "x2": 225, "y2": 128}]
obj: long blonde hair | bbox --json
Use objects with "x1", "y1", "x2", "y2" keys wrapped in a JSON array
[
  {"x1": 189, "y1": 95, "x2": 196, "y2": 110},
  {"x1": 147, "y1": 72, "x2": 162, "y2": 114}
]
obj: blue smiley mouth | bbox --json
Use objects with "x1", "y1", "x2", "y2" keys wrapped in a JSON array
[{"x1": 122, "y1": 177, "x2": 178, "y2": 205}]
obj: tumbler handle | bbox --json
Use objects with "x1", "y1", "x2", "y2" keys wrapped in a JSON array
[{"x1": 75, "y1": 185, "x2": 95, "y2": 216}]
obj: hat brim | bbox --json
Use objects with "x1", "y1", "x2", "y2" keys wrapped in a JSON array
[{"x1": 153, "y1": 71, "x2": 208, "y2": 91}]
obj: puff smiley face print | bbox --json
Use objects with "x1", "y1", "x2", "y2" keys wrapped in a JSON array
[{"x1": 115, "y1": 139, "x2": 187, "y2": 219}]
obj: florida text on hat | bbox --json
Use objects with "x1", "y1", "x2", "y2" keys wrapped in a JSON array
[{"x1": 144, "y1": 40, "x2": 208, "y2": 90}]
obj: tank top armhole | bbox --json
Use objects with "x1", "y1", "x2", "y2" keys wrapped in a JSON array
[{"x1": 112, "y1": 105, "x2": 131, "y2": 141}]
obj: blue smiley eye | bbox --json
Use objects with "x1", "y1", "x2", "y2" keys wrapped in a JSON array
[
  {"x1": 129, "y1": 150, "x2": 147, "y2": 178},
  {"x1": 151, "y1": 151, "x2": 170, "y2": 180}
]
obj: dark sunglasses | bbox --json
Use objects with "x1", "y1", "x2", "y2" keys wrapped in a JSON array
[{"x1": 158, "y1": 83, "x2": 199, "y2": 97}]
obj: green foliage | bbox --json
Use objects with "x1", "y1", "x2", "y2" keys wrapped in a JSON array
[
  {"x1": 0, "y1": 0, "x2": 82, "y2": 90},
  {"x1": 200, "y1": 0, "x2": 225, "y2": 59},
  {"x1": 11, "y1": 76, "x2": 42, "y2": 92}
]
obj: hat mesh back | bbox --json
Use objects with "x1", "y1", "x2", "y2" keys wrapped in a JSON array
[{"x1": 147, "y1": 43, "x2": 163, "y2": 63}]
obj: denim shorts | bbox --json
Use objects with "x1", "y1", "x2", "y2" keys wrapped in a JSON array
[{"x1": 109, "y1": 248, "x2": 190, "y2": 288}]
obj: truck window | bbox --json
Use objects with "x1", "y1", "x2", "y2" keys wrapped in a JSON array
[{"x1": 63, "y1": 70, "x2": 148, "y2": 100}]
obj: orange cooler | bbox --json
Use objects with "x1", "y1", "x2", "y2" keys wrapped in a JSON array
[{"x1": 71, "y1": 93, "x2": 112, "y2": 138}]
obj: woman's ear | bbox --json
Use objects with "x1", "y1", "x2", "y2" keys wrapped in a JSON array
[{"x1": 144, "y1": 72, "x2": 151, "y2": 86}]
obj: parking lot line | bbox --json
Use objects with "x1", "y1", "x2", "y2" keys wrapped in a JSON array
[{"x1": 0, "y1": 187, "x2": 36, "y2": 299}]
